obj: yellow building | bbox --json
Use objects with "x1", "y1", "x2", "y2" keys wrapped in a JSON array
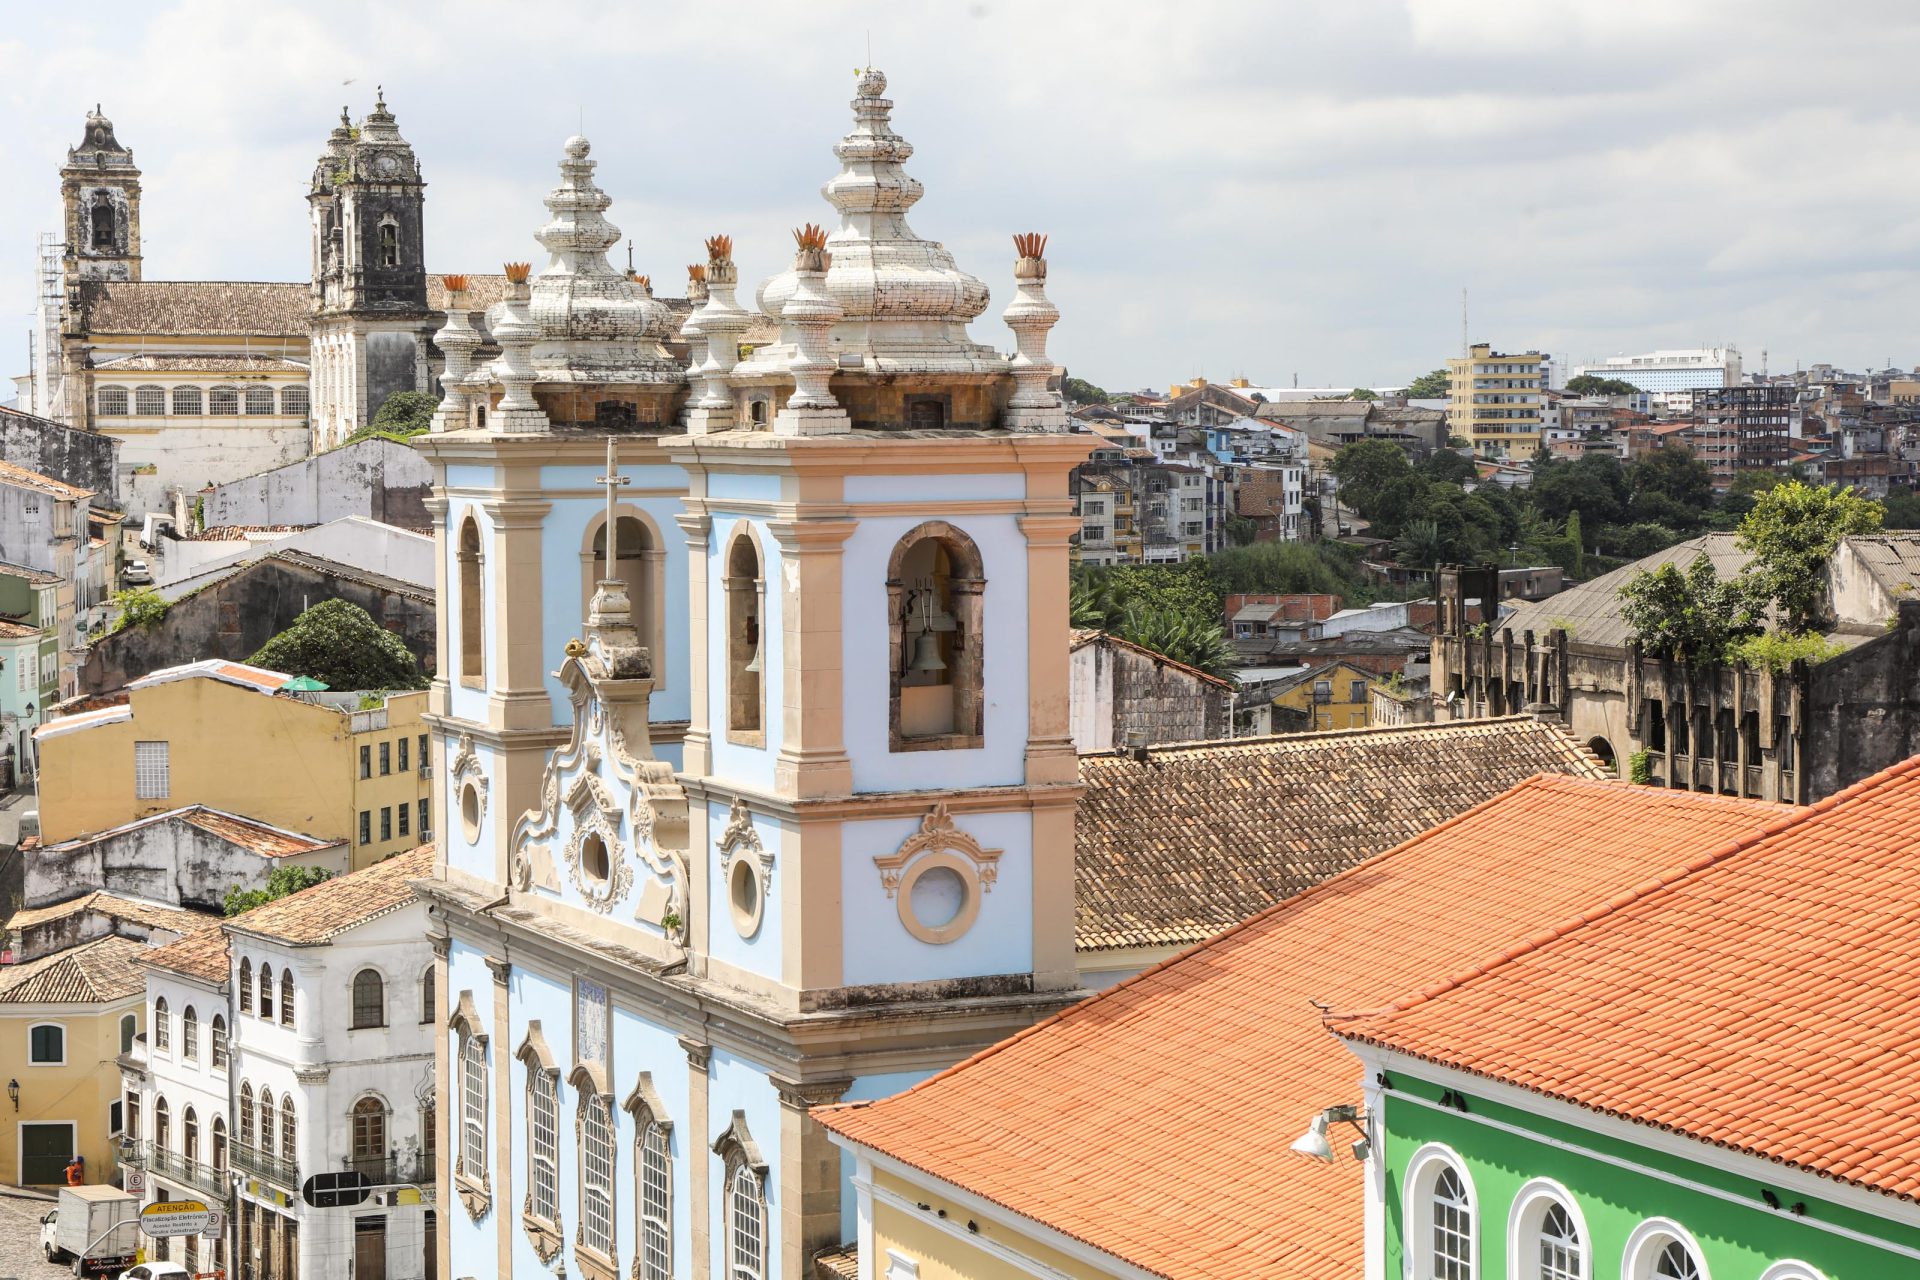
[
  {"x1": 1270, "y1": 660, "x2": 1377, "y2": 731},
  {"x1": 1447, "y1": 342, "x2": 1546, "y2": 458},
  {"x1": 35, "y1": 660, "x2": 430, "y2": 868},
  {"x1": 0, "y1": 934, "x2": 145, "y2": 1184}
]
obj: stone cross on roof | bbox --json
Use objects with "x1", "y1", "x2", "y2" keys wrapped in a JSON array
[{"x1": 594, "y1": 434, "x2": 629, "y2": 574}]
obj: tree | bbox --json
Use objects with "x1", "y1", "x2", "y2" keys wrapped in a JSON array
[
  {"x1": 1885, "y1": 488, "x2": 1920, "y2": 530},
  {"x1": 1329, "y1": 439, "x2": 1414, "y2": 520},
  {"x1": 249, "y1": 599, "x2": 428, "y2": 691},
  {"x1": 1564, "y1": 374, "x2": 1640, "y2": 397},
  {"x1": 1619, "y1": 555, "x2": 1761, "y2": 662},
  {"x1": 1628, "y1": 447, "x2": 1714, "y2": 530},
  {"x1": 1529, "y1": 453, "x2": 1630, "y2": 529},
  {"x1": 1203, "y1": 541, "x2": 1361, "y2": 598},
  {"x1": 1115, "y1": 602, "x2": 1236, "y2": 679},
  {"x1": 1404, "y1": 368, "x2": 1450, "y2": 398},
  {"x1": 371, "y1": 390, "x2": 437, "y2": 434},
  {"x1": 1223, "y1": 514, "x2": 1259, "y2": 547},
  {"x1": 1063, "y1": 376, "x2": 1111, "y2": 405},
  {"x1": 110, "y1": 587, "x2": 169, "y2": 633},
  {"x1": 1348, "y1": 387, "x2": 1379, "y2": 401},
  {"x1": 1421, "y1": 449, "x2": 1478, "y2": 486},
  {"x1": 1735, "y1": 481, "x2": 1884, "y2": 633},
  {"x1": 1393, "y1": 519, "x2": 1446, "y2": 572},
  {"x1": 224, "y1": 864, "x2": 335, "y2": 916}
]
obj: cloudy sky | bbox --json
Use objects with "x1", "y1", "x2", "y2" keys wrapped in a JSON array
[{"x1": 3, "y1": 0, "x2": 1918, "y2": 394}]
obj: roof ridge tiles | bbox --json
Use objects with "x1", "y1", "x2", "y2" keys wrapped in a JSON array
[{"x1": 1330, "y1": 759, "x2": 1920, "y2": 1034}]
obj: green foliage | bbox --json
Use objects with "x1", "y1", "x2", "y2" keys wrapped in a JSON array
[
  {"x1": 1115, "y1": 601, "x2": 1237, "y2": 679},
  {"x1": 370, "y1": 390, "x2": 438, "y2": 436},
  {"x1": 191, "y1": 496, "x2": 206, "y2": 533},
  {"x1": 1725, "y1": 629, "x2": 1844, "y2": 674},
  {"x1": 1564, "y1": 374, "x2": 1639, "y2": 397},
  {"x1": 1068, "y1": 562, "x2": 1236, "y2": 678},
  {"x1": 248, "y1": 599, "x2": 427, "y2": 691},
  {"x1": 1628, "y1": 447, "x2": 1714, "y2": 531},
  {"x1": 111, "y1": 587, "x2": 169, "y2": 633},
  {"x1": 1618, "y1": 555, "x2": 1762, "y2": 661},
  {"x1": 1062, "y1": 376, "x2": 1112, "y2": 405},
  {"x1": 1564, "y1": 510, "x2": 1585, "y2": 578},
  {"x1": 1223, "y1": 515, "x2": 1258, "y2": 547},
  {"x1": 1202, "y1": 541, "x2": 1363, "y2": 598},
  {"x1": 1393, "y1": 518, "x2": 1445, "y2": 571},
  {"x1": 1601, "y1": 522, "x2": 1684, "y2": 560},
  {"x1": 224, "y1": 864, "x2": 334, "y2": 916},
  {"x1": 1404, "y1": 368, "x2": 1450, "y2": 398},
  {"x1": 1530, "y1": 453, "x2": 1630, "y2": 530},
  {"x1": 1347, "y1": 388, "x2": 1379, "y2": 401},
  {"x1": 1735, "y1": 481, "x2": 1884, "y2": 633},
  {"x1": 1628, "y1": 749, "x2": 1653, "y2": 785},
  {"x1": 1421, "y1": 450, "x2": 1478, "y2": 486},
  {"x1": 1329, "y1": 439, "x2": 1413, "y2": 520},
  {"x1": 1884, "y1": 488, "x2": 1920, "y2": 530}
]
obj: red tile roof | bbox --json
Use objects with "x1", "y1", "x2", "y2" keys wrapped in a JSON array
[
  {"x1": 818, "y1": 777, "x2": 1793, "y2": 1280},
  {"x1": 226, "y1": 845, "x2": 435, "y2": 945},
  {"x1": 1333, "y1": 756, "x2": 1920, "y2": 1204},
  {"x1": 141, "y1": 924, "x2": 231, "y2": 985}
]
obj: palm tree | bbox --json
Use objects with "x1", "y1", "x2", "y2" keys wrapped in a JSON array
[{"x1": 1393, "y1": 518, "x2": 1445, "y2": 572}]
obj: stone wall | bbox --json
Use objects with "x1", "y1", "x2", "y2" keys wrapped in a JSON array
[
  {"x1": 79, "y1": 555, "x2": 435, "y2": 693},
  {"x1": 1070, "y1": 635, "x2": 1229, "y2": 752},
  {"x1": 0, "y1": 408, "x2": 119, "y2": 502},
  {"x1": 25, "y1": 815, "x2": 347, "y2": 916},
  {"x1": 205, "y1": 437, "x2": 433, "y2": 529}
]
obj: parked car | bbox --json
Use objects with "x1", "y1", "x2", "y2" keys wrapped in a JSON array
[
  {"x1": 123, "y1": 559, "x2": 153, "y2": 585},
  {"x1": 119, "y1": 1263, "x2": 192, "y2": 1279}
]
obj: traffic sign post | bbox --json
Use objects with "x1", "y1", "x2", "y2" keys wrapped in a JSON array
[
  {"x1": 140, "y1": 1199, "x2": 213, "y2": 1238},
  {"x1": 301, "y1": 1169, "x2": 372, "y2": 1209}
]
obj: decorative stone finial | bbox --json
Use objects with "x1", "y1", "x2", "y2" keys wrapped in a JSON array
[
  {"x1": 504, "y1": 261, "x2": 533, "y2": 284},
  {"x1": 431, "y1": 280, "x2": 480, "y2": 432},
  {"x1": 490, "y1": 265, "x2": 549, "y2": 432},
  {"x1": 442, "y1": 273, "x2": 470, "y2": 294},
  {"x1": 773, "y1": 226, "x2": 848, "y2": 437},
  {"x1": 1003, "y1": 232, "x2": 1065, "y2": 432},
  {"x1": 685, "y1": 233, "x2": 749, "y2": 433},
  {"x1": 857, "y1": 67, "x2": 888, "y2": 98}
]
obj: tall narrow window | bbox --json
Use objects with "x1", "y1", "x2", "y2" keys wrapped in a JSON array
[
  {"x1": 351, "y1": 1097, "x2": 387, "y2": 1179},
  {"x1": 422, "y1": 1101, "x2": 436, "y2": 1158},
  {"x1": 154, "y1": 1095, "x2": 171, "y2": 1150},
  {"x1": 91, "y1": 199, "x2": 115, "y2": 248},
  {"x1": 728, "y1": 1164, "x2": 765, "y2": 1280},
  {"x1": 887, "y1": 523, "x2": 986, "y2": 749},
  {"x1": 212, "y1": 1117, "x2": 227, "y2": 1173},
  {"x1": 258, "y1": 965, "x2": 274, "y2": 1021},
  {"x1": 281, "y1": 1099, "x2": 296, "y2": 1163},
  {"x1": 580, "y1": 1093, "x2": 615, "y2": 1263},
  {"x1": 528, "y1": 1067, "x2": 558, "y2": 1225},
  {"x1": 1432, "y1": 1166, "x2": 1473, "y2": 1278},
  {"x1": 459, "y1": 516, "x2": 484, "y2": 684},
  {"x1": 153, "y1": 997, "x2": 170, "y2": 1052},
  {"x1": 119, "y1": 1014, "x2": 135, "y2": 1055},
  {"x1": 1538, "y1": 1202, "x2": 1581, "y2": 1280},
  {"x1": 637, "y1": 1119, "x2": 671, "y2": 1280},
  {"x1": 352, "y1": 969, "x2": 385, "y2": 1028},
  {"x1": 279, "y1": 969, "x2": 295, "y2": 1027},
  {"x1": 183, "y1": 1106, "x2": 200, "y2": 1163},
  {"x1": 238, "y1": 959, "x2": 252, "y2": 1014},
  {"x1": 460, "y1": 1030, "x2": 488, "y2": 1180},
  {"x1": 724, "y1": 532, "x2": 763, "y2": 739},
  {"x1": 587, "y1": 515, "x2": 658, "y2": 656},
  {"x1": 211, "y1": 1015, "x2": 227, "y2": 1070},
  {"x1": 239, "y1": 1084, "x2": 254, "y2": 1148},
  {"x1": 419, "y1": 969, "x2": 435, "y2": 1024},
  {"x1": 379, "y1": 219, "x2": 399, "y2": 267},
  {"x1": 181, "y1": 1007, "x2": 198, "y2": 1061},
  {"x1": 259, "y1": 1091, "x2": 275, "y2": 1157}
]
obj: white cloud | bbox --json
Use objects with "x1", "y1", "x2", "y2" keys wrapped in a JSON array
[{"x1": 4, "y1": 0, "x2": 1920, "y2": 394}]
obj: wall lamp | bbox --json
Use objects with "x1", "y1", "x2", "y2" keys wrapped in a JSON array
[
  {"x1": 7, "y1": 1078, "x2": 18, "y2": 1111},
  {"x1": 1291, "y1": 1104, "x2": 1370, "y2": 1163}
]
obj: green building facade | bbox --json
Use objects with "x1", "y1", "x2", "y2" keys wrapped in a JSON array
[{"x1": 1347, "y1": 1050, "x2": 1920, "y2": 1280}]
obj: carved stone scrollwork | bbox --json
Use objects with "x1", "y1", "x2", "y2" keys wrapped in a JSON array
[{"x1": 873, "y1": 802, "x2": 1003, "y2": 945}]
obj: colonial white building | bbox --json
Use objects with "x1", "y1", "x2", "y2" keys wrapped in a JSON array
[
  {"x1": 125, "y1": 848, "x2": 437, "y2": 1280},
  {"x1": 418, "y1": 66, "x2": 1080, "y2": 1280}
]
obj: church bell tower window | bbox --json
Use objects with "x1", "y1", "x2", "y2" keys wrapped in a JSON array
[
  {"x1": 91, "y1": 198, "x2": 115, "y2": 249},
  {"x1": 887, "y1": 523, "x2": 985, "y2": 750},
  {"x1": 459, "y1": 516, "x2": 484, "y2": 686},
  {"x1": 379, "y1": 216, "x2": 399, "y2": 268},
  {"x1": 724, "y1": 531, "x2": 764, "y2": 742}
]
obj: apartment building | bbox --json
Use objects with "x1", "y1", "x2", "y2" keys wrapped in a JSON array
[{"x1": 1447, "y1": 343, "x2": 1546, "y2": 459}]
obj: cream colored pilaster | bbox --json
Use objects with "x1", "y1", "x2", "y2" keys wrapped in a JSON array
[
  {"x1": 422, "y1": 494, "x2": 451, "y2": 722},
  {"x1": 782, "y1": 817, "x2": 842, "y2": 992},
  {"x1": 486, "y1": 955, "x2": 514, "y2": 1280},
  {"x1": 481, "y1": 491, "x2": 554, "y2": 733},
  {"x1": 773, "y1": 1076, "x2": 854, "y2": 1279},
  {"x1": 680, "y1": 1036, "x2": 712, "y2": 1280},
  {"x1": 678, "y1": 509, "x2": 714, "y2": 779},
  {"x1": 429, "y1": 933, "x2": 451, "y2": 1280},
  {"x1": 1016, "y1": 511, "x2": 1082, "y2": 788},
  {"x1": 767, "y1": 517, "x2": 856, "y2": 799},
  {"x1": 1028, "y1": 795, "x2": 1081, "y2": 992}
]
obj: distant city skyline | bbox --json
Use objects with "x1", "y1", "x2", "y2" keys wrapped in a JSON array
[{"x1": 3, "y1": 0, "x2": 1919, "y2": 396}]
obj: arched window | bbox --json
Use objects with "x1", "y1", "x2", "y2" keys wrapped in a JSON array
[
  {"x1": 1406, "y1": 1146, "x2": 1475, "y2": 1280},
  {"x1": 459, "y1": 516, "x2": 484, "y2": 684},
  {"x1": 119, "y1": 1013, "x2": 136, "y2": 1056},
  {"x1": 579, "y1": 1090, "x2": 616, "y2": 1264},
  {"x1": 352, "y1": 969, "x2": 385, "y2": 1029},
  {"x1": 1509, "y1": 1181, "x2": 1587, "y2": 1280},
  {"x1": 585, "y1": 513, "x2": 661, "y2": 662},
  {"x1": 282, "y1": 385, "x2": 310, "y2": 417},
  {"x1": 172, "y1": 385, "x2": 204, "y2": 416},
  {"x1": 1624, "y1": 1221, "x2": 1710, "y2": 1280},
  {"x1": 626, "y1": 1077, "x2": 673, "y2": 1280},
  {"x1": 351, "y1": 1096, "x2": 387, "y2": 1177},
  {"x1": 887, "y1": 522, "x2": 986, "y2": 749},
  {"x1": 238, "y1": 1084, "x2": 255, "y2": 1147},
  {"x1": 133, "y1": 385, "x2": 166, "y2": 416},
  {"x1": 419, "y1": 967, "x2": 435, "y2": 1025},
  {"x1": 279, "y1": 969, "x2": 295, "y2": 1028},
  {"x1": 258, "y1": 965, "x2": 274, "y2": 1020},
  {"x1": 244, "y1": 386, "x2": 276, "y2": 415},
  {"x1": 527, "y1": 1063, "x2": 559, "y2": 1230},
  {"x1": 91, "y1": 199, "x2": 115, "y2": 248},
  {"x1": 379, "y1": 218, "x2": 399, "y2": 268},
  {"x1": 458, "y1": 1020, "x2": 489, "y2": 1184},
  {"x1": 724, "y1": 531, "x2": 764, "y2": 740},
  {"x1": 211, "y1": 1116, "x2": 228, "y2": 1172},
  {"x1": 1655, "y1": 1243, "x2": 1702, "y2": 1280},
  {"x1": 1433, "y1": 1166, "x2": 1473, "y2": 1277},
  {"x1": 280, "y1": 1098, "x2": 296, "y2": 1160},
  {"x1": 727, "y1": 1164, "x2": 765, "y2": 1280},
  {"x1": 208, "y1": 386, "x2": 240, "y2": 416},
  {"x1": 97, "y1": 386, "x2": 129, "y2": 417},
  {"x1": 183, "y1": 1105, "x2": 200, "y2": 1162},
  {"x1": 238, "y1": 959, "x2": 252, "y2": 1013},
  {"x1": 259, "y1": 1090, "x2": 275, "y2": 1156},
  {"x1": 153, "y1": 997, "x2": 170, "y2": 1052},
  {"x1": 181, "y1": 1006, "x2": 198, "y2": 1061},
  {"x1": 154, "y1": 1095, "x2": 171, "y2": 1150},
  {"x1": 211, "y1": 1014, "x2": 228, "y2": 1070}
]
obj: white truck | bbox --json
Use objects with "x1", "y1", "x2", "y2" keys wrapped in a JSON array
[{"x1": 36, "y1": 1184, "x2": 140, "y2": 1275}]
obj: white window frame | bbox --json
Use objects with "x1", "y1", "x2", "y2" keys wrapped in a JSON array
[
  {"x1": 460, "y1": 1030, "x2": 488, "y2": 1179},
  {"x1": 579, "y1": 1093, "x2": 615, "y2": 1259},
  {"x1": 1755, "y1": 1265, "x2": 1826, "y2": 1280},
  {"x1": 1404, "y1": 1142, "x2": 1476, "y2": 1279},
  {"x1": 527, "y1": 1065, "x2": 558, "y2": 1224},
  {"x1": 135, "y1": 740, "x2": 170, "y2": 800},
  {"x1": 638, "y1": 1120, "x2": 672, "y2": 1280},
  {"x1": 728, "y1": 1162, "x2": 766, "y2": 1280},
  {"x1": 1622, "y1": 1219, "x2": 1711, "y2": 1280},
  {"x1": 1507, "y1": 1177, "x2": 1588, "y2": 1280},
  {"x1": 26, "y1": 1021, "x2": 67, "y2": 1066}
]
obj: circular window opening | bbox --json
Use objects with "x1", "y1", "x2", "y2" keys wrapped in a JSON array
[
  {"x1": 581, "y1": 832, "x2": 609, "y2": 884},
  {"x1": 908, "y1": 865, "x2": 968, "y2": 930},
  {"x1": 460, "y1": 783, "x2": 481, "y2": 843},
  {"x1": 729, "y1": 858, "x2": 761, "y2": 935}
]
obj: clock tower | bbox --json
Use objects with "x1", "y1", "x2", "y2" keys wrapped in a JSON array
[{"x1": 308, "y1": 90, "x2": 436, "y2": 447}]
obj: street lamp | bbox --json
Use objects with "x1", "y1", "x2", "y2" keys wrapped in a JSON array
[
  {"x1": 7, "y1": 1078, "x2": 19, "y2": 1111},
  {"x1": 1290, "y1": 1103, "x2": 1370, "y2": 1162}
]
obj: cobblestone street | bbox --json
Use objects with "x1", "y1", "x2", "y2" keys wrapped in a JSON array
[{"x1": 0, "y1": 1189, "x2": 69, "y2": 1280}]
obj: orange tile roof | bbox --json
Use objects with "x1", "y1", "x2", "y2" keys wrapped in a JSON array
[
  {"x1": 227, "y1": 845, "x2": 435, "y2": 945},
  {"x1": 141, "y1": 924, "x2": 231, "y2": 985},
  {"x1": 818, "y1": 777, "x2": 1794, "y2": 1280},
  {"x1": 1333, "y1": 757, "x2": 1920, "y2": 1204},
  {"x1": 6, "y1": 891, "x2": 211, "y2": 937},
  {"x1": 0, "y1": 934, "x2": 148, "y2": 1004}
]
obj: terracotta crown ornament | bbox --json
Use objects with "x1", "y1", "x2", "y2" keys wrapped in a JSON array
[
  {"x1": 442, "y1": 273, "x2": 470, "y2": 293},
  {"x1": 503, "y1": 261, "x2": 532, "y2": 283}
]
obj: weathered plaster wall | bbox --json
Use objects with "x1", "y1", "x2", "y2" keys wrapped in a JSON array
[
  {"x1": 1069, "y1": 639, "x2": 1227, "y2": 753},
  {"x1": 24, "y1": 818, "x2": 345, "y2": 913},
  {"x1": 0, "y1": 411, "x2": 119, "y2": 502},
  {"x1": 206, "y1": 437, "x2": 432, "y2": 530}
]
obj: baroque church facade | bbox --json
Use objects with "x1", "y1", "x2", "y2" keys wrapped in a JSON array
[
  {"x1": 415, "y1": 68, "x2": 1079, "y2": 1280},
  {"x1": 27, "y1": 96, "x2": 457, "y2": 516}
]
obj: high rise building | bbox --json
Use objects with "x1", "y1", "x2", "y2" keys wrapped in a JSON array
[
  {"x1": 1571, "y1": 346, "x2": 1743, "y2": 392},
  {"x1": 1447, "y1": 342, "x2": 1546, "y2": 458}
]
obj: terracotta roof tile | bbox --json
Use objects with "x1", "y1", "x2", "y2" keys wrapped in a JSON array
[
  {"x1": 1335, "y1": 756, "x2": 1920, "y2": 1204},
  {"x1": 31, "y1": 806, "x2": 339, "y2": 860},
  {"x1": 0, "y1": 934, "x2": 148, "y2": 1003},
  {"x1": 227, "y1": 845, "x2": 434, "y2": 945},
  {"x1": 1074, "y1": 717, "x2": 1608, "y2": 951},
  {"x1": 77, "y1": 280, "x2": 309, "y2": 337},
  {"x1": 0, "y1": 458, "x2": 92, "y2": 501},
  {"x1": 819, "y1": 778, "x2": 1793, "y2": 1280},
  {"x1": 140, "y1": 925, "x2": 231, "y2": 985},
  {"x1": 6, "y1": 891, "x2": 210, "y2": 937}
]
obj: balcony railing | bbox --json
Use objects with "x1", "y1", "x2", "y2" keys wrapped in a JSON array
[
  {"x1": 230, "y1": 1142, "x2": 299, "y2": 1188},
  {"x1": 125, "y1": 1140, "x2": 229, "y2": 1200},
  {"x1": 342, "y1": 1150, "x2": 434, "y2": 1188}
]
